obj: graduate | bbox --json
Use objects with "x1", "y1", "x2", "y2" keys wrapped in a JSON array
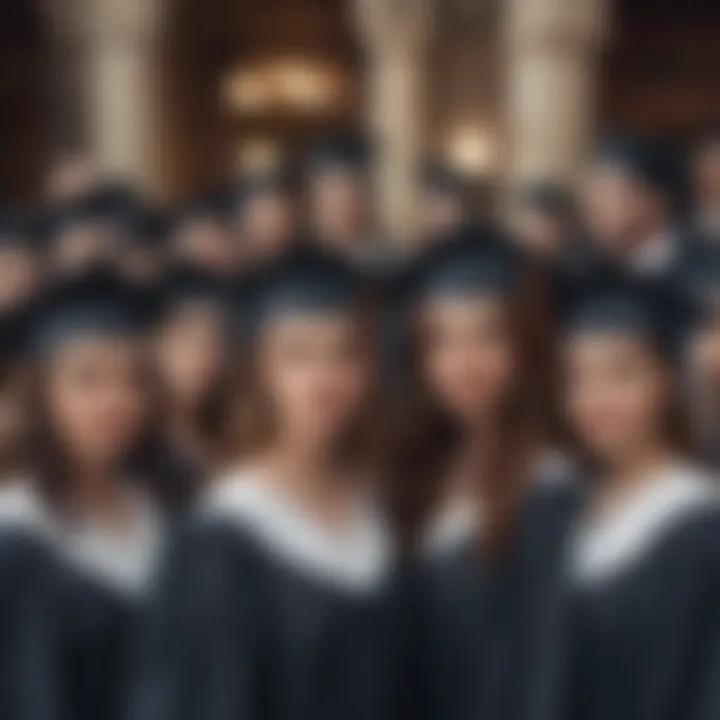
[
  {"x1": 117, "y1": 204, "x2": 169, "y2": 287},
  {"x1": 128, "y1": 245, "x2": 402, "y2": 720},
  {"x1": 169, "y1": 192, "x2": 238, "y2": 278},
  {"x1": 681, "y1": 243, "x2": 720, "y2": 467},
  {"x1": 0, "y1": 207, "x2": 43, "y2": 311},
  {"x1": 510, "y1": 270, "x2": 720, "y2": 720},
  {"x1": 512, "y1": 182, "x2": 578, "y2": 264},
  {"x1": 691, "y1": 130, "x2": 720, "y2": 244},
  {"x1": 0, "y1": 268, "x2": 166, "y2": 720},
  {"x1": 579, "y1": 133, "x2": 689, "y2": 280},
  {"x1": 234, "y1": 167, "x2": 298, "y2": 264},
  {"x1": 418, "y1": 162, "x2": 470, "y2": 247},
  {"x1": 146, "y1": 264, "x2": 232, "y2": 510},
  {"x1": 385, "y1": 227, "x2": 557, "y2": 720},
  {"x1": 306, "y1": 133, "x2": 388, "y2": 268},
  {"x1": 49, "y1": 181, "x2": 139, "y2": 276}
]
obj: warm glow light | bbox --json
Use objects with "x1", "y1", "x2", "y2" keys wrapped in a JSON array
[
  {"x1": 445, "y1": 126, "x2": 495, "y2": 176},
  {"x1": 223, "y1": 57, "x2": 348, "y2": 116},
  {"x1": 236, "y1": 139, "x2": 283, "y2": 172}
]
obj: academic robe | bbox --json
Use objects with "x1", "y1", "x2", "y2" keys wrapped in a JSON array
[
  {"x1": 508, "y1": 464, "x2": 720, "y2": 720},
  {"x1": 127, "y1": 471, "x2": 404, "y2": 720}
]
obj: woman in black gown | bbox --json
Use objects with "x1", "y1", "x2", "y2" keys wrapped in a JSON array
[
  {"x1": 386, "y1": 227, "x2": 562, "y2": 720},
  {"x1": 512, "y1": 271, "x2": 720, "y2": 720},
  {"x1": 129, "y1": 246, "x2": 403, "y2": 720},
  {"x1": 145, "y1": 264, "x2": 233, "y2": 511},
  {"x1": 1, "y1": 269, "x2": 165, "y2": 720}
]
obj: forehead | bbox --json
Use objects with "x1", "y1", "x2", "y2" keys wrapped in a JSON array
[
  {"x1": 564, "y1": 330, "x2": 652, "y2": 360},
  {"x1": 421, "y1": 294, "x2": 507, "y2": 324},
  {"x1": 261, "y1": 311, "x2": 359, "y2": 339}
]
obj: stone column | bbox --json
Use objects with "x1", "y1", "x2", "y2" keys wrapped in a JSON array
[
  {"x1": 504, "y1": 0, "x2": 607, "y2": 191},
  {"x1": 43, "y1": 0, "x2": 89, "y2": 154},
  {"x1": 354, "y1": 0, "x2": 435, "y2": 247},
  {"x1": 84, "y1": 0, "x2": 165, "y2": 194}
]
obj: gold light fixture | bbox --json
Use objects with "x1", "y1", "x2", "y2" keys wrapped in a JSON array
[
  {"x1": 445, "y1": 125, "x2": 495, "y2": 177},
  {"x1": 223, "y1": 57, "x2": 349, "y2": 116}
]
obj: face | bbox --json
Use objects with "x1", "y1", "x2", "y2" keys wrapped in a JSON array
[
  {"x1": 310, "y1": 173, "x2": 367, "y2": 246},
  {"x1": 53, "y1": 222, "x2": 115, "y2": 274},
  {"x1": 259, "y1": 313, "x2": 371, "y2": 451},
  {"x1": 173, "y1": 219, "x2": 236, "y2": 277},
  {"x1": 564, "y1": 332, "x2": 670, "y2": 462},
  {"x1": 0, "y1": 246, "x2": 39, "y2": 309},
  {"x1": 689, "y1": 302, "x2": 720, "y2": 394},
  {"x1": 239, "y1": 194, "x2": 296, "y2": 261},
  {"x1": 156, "y1": 304, "x2": 227, "y2": 412},
  {"x1": 514, "y1": 209, "x2": 564, "y2": 259},
  {"x1": 45, "y1": 337, "x2": 150, "y2": 469},
  {"x1": 120, "y1": 247, "x2": 163, "y2": 286},
  {"x1": 695, "y1": 144, "x2": 720, "y2": 213},
  {"x1": 420, "y1": 193, "x2": 465, "y2": 242},
  {"x1": 422, "y1": 295, "x2": 516, "y2": 425},
  {"x1": 581, "y1": 166, "x2": 655, "y2": 252}
]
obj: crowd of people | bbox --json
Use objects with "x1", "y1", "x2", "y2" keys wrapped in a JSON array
[{"x1": 1, "y1": 127, "x2": 720, "y2": 720}]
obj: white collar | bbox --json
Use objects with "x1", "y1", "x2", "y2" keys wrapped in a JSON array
[
  {"x1": 571, "y1": 463, "x2": 718, "y2": 586},
  {"x1": 422, "y1": 498, "x2": 480, "y2": 558},
  {"x1": 629, "y1": 230, "x2": 677, "y2": 275},
  {"x1": 0, "y1": 477, "x2": 164, "y2": 598},
  {"x1": 202, "y1": 467, "x2": 394, "y2": 595}
]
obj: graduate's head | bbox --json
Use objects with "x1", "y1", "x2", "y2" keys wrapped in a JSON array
[
  {"x1": 0, "y1": 208, "x2": 42, "y2": 310},
  {"x1": 388, "y1": 226, "x2": 546, "y2": 553},
  {"x1": 0, "y1": 308, "x2": 31, "y2": 473},
  {"x1": 581, "y1": 133, "x2": 681, "y2": 252},
  {"x1": 232, "y1": 246, "x2": 376, "y2": 459},
  {"x1": 235, "y1": 168, "x2": 298, "y2": 262},
  {"x1": 116, "y1": 205, "x2": 168, "y2": 286},
  {"x1": 419, "y1": 162, "x2": 469, "y2": 243},
  {"x1": 50, "y1": 182, "x2": 138, "y2": 275},
  {"x1": 693, "y1": 130, "x2": 720, "y2": 219},
  {"x1": 306, "y1": 133, "x2": 371, "y2": 248},
  {"x1": 406, "y1": 228, "x2": 537, "y2": 427},
  {"x1": 45, "y1": 154, "x2": 97, "y2": 204},
  {"x1": 153, "y1": 265, "x2": 231, "y2": 427},
  {"x1": 561, "y1": 271, "x2": 687, "y2": 466},
  {"x1": 170, "y1": 192, "x2": 237, "y2": 277},
  {"x1": 29, "y1": 270, "x2": 154, "y2": 478},
  {"x1": 681, "y1": 246, "x2": 720, "y2": 407},
  {"x1": 512, "y1": 182, "x2": 575, "y2": 260}
]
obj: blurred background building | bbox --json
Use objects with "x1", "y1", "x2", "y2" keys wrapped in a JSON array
[{"x1": 1, "y1": 0, "x2": 719, "y2": 242}]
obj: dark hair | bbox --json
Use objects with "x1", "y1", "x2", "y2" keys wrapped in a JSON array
[{"x1": 383, "y1": 262, "x2": 553, "y2": 558}]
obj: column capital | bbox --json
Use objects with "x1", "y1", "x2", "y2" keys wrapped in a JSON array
[
  {"x1": 84, "y1": 0, "x2": 165, "y2": 51},
  {"x1": 507, "y1": 0, "x2": 608, "y2": 53}
]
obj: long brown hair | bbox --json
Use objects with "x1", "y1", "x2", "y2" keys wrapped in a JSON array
[{"x1": 383, "y1": 262, "x2": 554, "y2": 558}]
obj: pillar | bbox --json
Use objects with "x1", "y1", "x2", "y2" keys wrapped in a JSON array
[
  {"x1": 354, "y1": 0, "x2": 435, "y2": 247},
  {"x1": 504, "y1": 0, "x2": 607, "y2": 191},
  {"x1": 85, "y1": 0, "x2": 165, "y2": 195}
]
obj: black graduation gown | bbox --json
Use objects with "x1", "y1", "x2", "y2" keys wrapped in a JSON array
[
  {"x1": 55, "y1": 565, "x2": 140, "y2": 720},
  {"x1": 0, "y1": 528, "x2": 63, "y2": 720},
  {"x1": 509, "y1": 485, "x2": 720, "y2": 720},
  {"x1": 408, "y1": 539, "x2": 516, "y2": 720},
  {"x1": 127, "y1": 519, "x2": 404, "y2": 720}
]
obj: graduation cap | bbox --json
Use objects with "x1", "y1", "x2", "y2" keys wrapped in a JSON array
[
  {"x1": 421, "y1": 162, "x2": 468, "y2": 198},
  {"x1": 400, "y1": 225, "x2": 524, "y2": 307},
  {"x1": 561, "y1": 266, "x2": 688, "y2": 358},
  {"x1": 0, "y1": 206, "x2": 32, "y2": 250},
  {"x1": 594, "y1": 132, "x2": 686, "y2": 210},
  {"x1": 174, "y1": 190, "x2": 235, "y2": 231},
  {"x1": 117, "y1": 205, "x2": 169, "y2": 251},
  {"x1": 248, "y1": 244, "x2": 367, "y2": 329},
  {"x1": 678, "y1": 244, "x2": 720, "y2": 328},
  {"x1": 306, "y1": 132, "x2": 370, "y2": 177},
  {"x1": 518, "y1": 182, "x2": 575, "y2": 220},
  {"x1": 28, "y1": 267, "x2": 151, "y2": 357},
  {"x1": 153, "y1": 263, "x2": 230, "y2": 324}
]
